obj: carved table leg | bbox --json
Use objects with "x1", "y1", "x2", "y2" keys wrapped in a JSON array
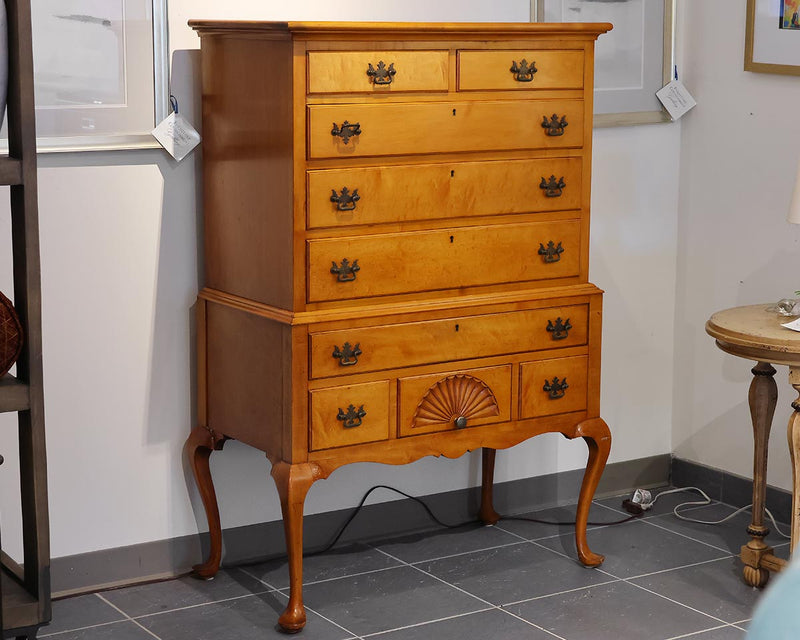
[
  {"x1": 271, "y1": 461, "x2": 322, "y2": 633},
  {"x1": 478, "y1": 448, "x2": 501, "y2": 525},
  {"x1": 740, "y1": 362, "x2": 778, "y2": 588},
  {"x1": 186, "y1": 425, "x2": 228, "y2": 578},
  {"x1": 787, "y1": 366, "x2": 800, "y2": 554},
  {"x1": 571, "y1": 417, "x2": 611, "y2": 567}
]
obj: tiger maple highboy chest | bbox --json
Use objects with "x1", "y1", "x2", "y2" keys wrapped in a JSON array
[{"x1": 187, "y1": 20, "x2": 612, "y2": 632}]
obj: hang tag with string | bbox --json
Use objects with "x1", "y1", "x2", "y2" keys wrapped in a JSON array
[
  {"x1": 152, "y1": 96, "x2": 201, "y2": 161},
  {"x1": 656, "y1": 66, "x2": 696, "y2": 121}
]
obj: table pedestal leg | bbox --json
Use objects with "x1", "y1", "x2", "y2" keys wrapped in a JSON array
[
  {"x1": 787, "y1": 366, "x2": 800, "y2": 554},
  {"x1": 741, "y1": 361, "x2": 777, "y2": 588}
]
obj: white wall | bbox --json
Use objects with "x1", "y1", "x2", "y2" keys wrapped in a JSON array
[
  {"x1": 672, "y1": 0, "x2": 800, "y2": 491},
  {"x1": 0, "y1": 0, "x2": 679, "y2": 561}
]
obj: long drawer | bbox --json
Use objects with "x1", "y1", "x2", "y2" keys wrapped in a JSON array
[
  {"x1": 310, "y1": 304, "x2": 589, "y2": 379},
  {"x1": 307, "y1": 50, "x2": 449, "y2": 94},
  {"x1": 458, "y1": 50, "x2": 584, "y2": 91},
  {"x1": 308, "y1": 157, "x2": 582, "y2": 229},
  {"x1": 308, "y1": 219, "x2": 581, "y2": 302},
  {"x1": 309, "y1": 99, "x2": 584, "y2": 159}
]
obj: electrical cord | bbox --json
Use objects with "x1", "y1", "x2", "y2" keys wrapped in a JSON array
[
  {"x1": 626, "y1": 486, "x2": 791, "y2": 539},
  {"x1": 309, "y1": 484, "x2": 640, "y2": 556}
]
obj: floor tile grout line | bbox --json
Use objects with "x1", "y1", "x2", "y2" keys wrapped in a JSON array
[
  {"x1": 359, "y1": 607, "x2": 496, "y2": 638},
  {"x1": 623, "y1": 554, "x2": 736, "y2": 581},
  {"x1": 95, "y1": 594, "x2": 165, "y2": 640},
  {"x1": 120, "y1": 589, "x2": 274, "y2": 620},
  {"x1": 254, "y1": 564, "x2": 403, "y2": 591},
  {"x1": 622, "y1": 578, "x2": 731, "y2": 627},
  {"x1": 238, "y1": 565, "x2": 281, "y2": 591},
  {"x1": 637, "y1": 515, "x2": 746, "y2": 554},
  {"x1": 498, "y1": 608, "x2": 570, "y2": 640},
  {"x1": 401, "y1": 539, "x2": 529, "y2": 565},
  {"x1": 373, "y1": 546, "x2": 499, "y2": 609},
  {"x1": 662, "y1": 623, "x2": 733, "y2": 640},
  {"x1": 501, "y1": 577, "x2": 621, "y2": 607},
  {"x1": 39, "y1": 619, "x2": 134, "y2": 638},
  {"x1": 524, "y1": 538, "x2": 623, "y2": 581}
]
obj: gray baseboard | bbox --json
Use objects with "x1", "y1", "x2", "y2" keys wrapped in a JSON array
[
  {"x1": 52, "y1": 453, "x2": 670, "y2": 597},
  {"x1": 671, "y1": 457, "x2": 792, "y2": 525}
]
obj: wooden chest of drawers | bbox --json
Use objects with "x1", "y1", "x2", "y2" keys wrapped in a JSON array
[{"x1": 186, "y1": 20, "x2": 612, "y2": 632}]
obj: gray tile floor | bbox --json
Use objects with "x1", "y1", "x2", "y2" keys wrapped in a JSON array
[{"x1": 42, "y1": 489, "x2": 790, "y2": 640}]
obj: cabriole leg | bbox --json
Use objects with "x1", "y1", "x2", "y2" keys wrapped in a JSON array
[
  {"x1": 271, "y1": 461, "x2": 321, "y2": 633},
  {"x1": 186, "y1": 425, "x2": 228, "y2": 578},
  {"x1": 478, "y1": 448, "x2": 501, "y2": 525}
]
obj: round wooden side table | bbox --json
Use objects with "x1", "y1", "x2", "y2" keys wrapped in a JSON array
[{"x1": 706, "y1": 304, "x2": 800, "y2": 587}]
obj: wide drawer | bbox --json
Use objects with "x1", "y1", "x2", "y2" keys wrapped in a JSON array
[
  {"x1": 310, "y1": 304, "x2": 588, "y2": 379},
  {"x1": 307, "y1": 50, "x2": 449, "y2": 94},
  {"x1": 520, "y1": 355, "x2": 588, "y2": 418},
  {"x1": 398, "y1": 365, "x2": 512, "y2": 437},
  {"x1": 309, "y1": 380, "x2": 390, "y2": 450},
  {"x1": 309, "y1": 99, "x2": 584, "y2": 159},
  {"x1": 458, "y1": 50, "x2": 584, "y2": 91},
  {"x1": 308, "y1": 219, "x2": 581, "y2": 303},
  {"x1": 308, "y1": 157, "x2": 582, "y2": 229}
]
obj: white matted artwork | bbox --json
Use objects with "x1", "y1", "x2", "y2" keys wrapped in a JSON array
[
  {"x1": 745, "y1": 0, "x2": 800, "y2": 75},
  {"x1": 533, "y1": 0, "x2": 674, "y2": 127},
  {"x1": 9, "y1": 0, "x2": 169, "y2": 151}
]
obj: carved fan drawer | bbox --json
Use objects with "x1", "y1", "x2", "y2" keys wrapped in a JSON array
[
  {"x1": 310, "y1": 304, "x2": 589, "y2": 379},
  {"x1": 398, "y1": 365, "x2": 512, "y2": 437},
  {"x1": 309, "y1": 380, "x2": 391, "y2": 451},
  {"x1": 308, "y1": 157, "x2": 582, "y2": 229},
  {"x1": 520, "y1": 355, "x2": 588, "y2": 419},
  {"x1": 310, "y1": 99, "x2": 584, "y2": 159},
  {"x1": 458, "y1": 50, "x2": 584, "y2": 91},
  {"x1": 307, "y1": 50, "x2": 449, "y2": 94},
  {"x1": 308, "y1": 219, "x2": 581, "y2": 303}
]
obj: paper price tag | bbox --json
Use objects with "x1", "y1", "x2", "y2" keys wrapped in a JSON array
[
  {"x1": 656, "y1": 80, "x2": 697, "y2": 121},
  {"x1": 151, "y1": 112, "x2": 201, "y2": 162},
  {"x1": 782, "y1": 317, "x2": 800, "y2": 332}
]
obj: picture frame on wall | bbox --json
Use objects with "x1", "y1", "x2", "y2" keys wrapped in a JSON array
[
  {"x1": 12, "y1": 0, "x2": 169, "y2": 152},
  {"x1": 532, "y1": 0, "x2": 675, "y2": 127},
  {"x1": 745, "y1": 0, "x2": 800, "y2": 75}
]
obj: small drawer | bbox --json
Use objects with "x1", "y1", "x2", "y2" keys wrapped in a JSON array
[
  {"x1": 311, "y1": 304, "x2": 589, "y2": 379},
  {"x1": 458, "y1": 50, "x2": 584, "y2": 91},
  {"x1": 308, "y1": 219, "x2": 581, "y2": 303},
  {"x1": 398, "y1": 365, "x2": 512, "y2": 437},
  {"x1": 308, "y1": 157, "x2": 583, "y2": 229},
  {"x1": 307, "y1": 50, "x2": 449, "y2": 94},
  {"x1": 309, "y1": 380, "x2": 390, "y2": 451},
  {"x1": 309, "y1": 99, "x2": 584, "y2": 159},
  {"x1": 520, "y1": 355, "x2": 588, "y2": 419}
]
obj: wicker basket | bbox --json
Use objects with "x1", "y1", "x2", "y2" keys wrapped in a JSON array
[{"x1": 0, "y1": 290, "x2": 23, "y2": 377}]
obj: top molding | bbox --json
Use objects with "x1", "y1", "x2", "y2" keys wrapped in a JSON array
[{"x1": 188, "y1": 20, "x2": 613, "y2": 39}]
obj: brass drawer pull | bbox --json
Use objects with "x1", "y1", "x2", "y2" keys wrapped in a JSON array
[
  {"x1": 332, "y1": 342, "x2": 362, "y2": 367},
  {"x1": 510, "y1": 58, "x2": 537, "y2": 82},
  {"x1": 543, "y1": 376, "x2": 569, "y2": 399},
  {"x1": 546, "y1": 317, "x2": 572, "y2": 340},
  {"x1": 454, "y1": 416, "x2": 468, "y2": 429},
  {"x1": 337, "y1": 404, "x2": 366, "y2": 428},
  {"x1": 541, "y1": 114, "x2": 568, "y2": 137},
  {"x1": 331, "y1": 258, "x2": 360, "y2": 282},
  {"x1": 367, "y1": 60, "x2": 396, "y2": 85},
  {"x1": 540, "y1": 175, "x2": 566, "y2": 198},
  {"x1": 331, "y1": 120, "x2": 361, "y2": 144},
  {"x1": 331, "y1": 187, "x2": 360, "y2": 211},
  {"x1": 538, "y1": 241, "x2": 564, "y2": 263}
]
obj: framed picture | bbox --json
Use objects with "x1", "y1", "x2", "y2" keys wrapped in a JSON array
[
  {"x1": 12, "y1": 0, "x2": 169, "y2": 152},
  {"x1": 532, "y1": 0, "x2": 675, "y2": 127},
  {"x1": 745, "y1": 0, "x2": 800, "y2": 75}
]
